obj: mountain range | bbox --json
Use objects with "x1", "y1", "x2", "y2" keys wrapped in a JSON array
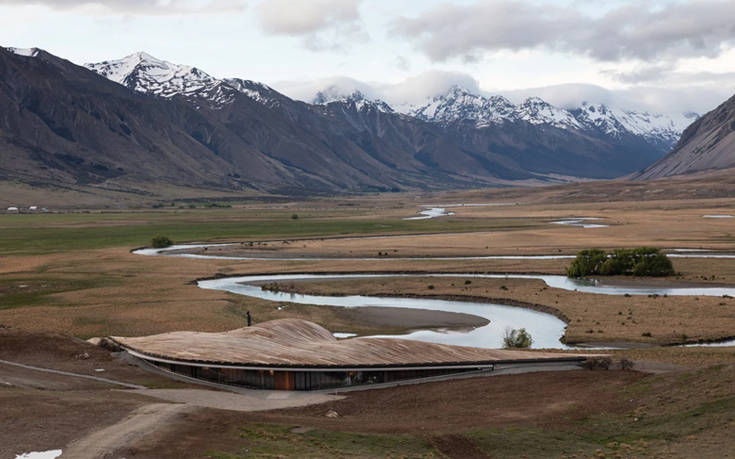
[
  {"x1": 0, "y1": 47, "x2": 706, "y2": 197},
  {"x1": 316, "y1": 85, "x2": 692, "y2": 150}
]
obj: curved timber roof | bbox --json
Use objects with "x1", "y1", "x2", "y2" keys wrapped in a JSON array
[{"x1": 112, "y1": 319, "x2": 589, "y2": 368}]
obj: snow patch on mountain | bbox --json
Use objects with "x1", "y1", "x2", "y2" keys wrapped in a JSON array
[
  {"x1": 409, "y1": 86, "x2": 515, "y2": 127},
  {"x1": 86, "y1": 52, "x2": 276, "y2": 108},
  {"x1": 6, "y1": 47, "x2": 40, "y2": 57},
  {"x1": 86, "y1": 52, "x2": 218, "y2": 98},
  {"x1": 574, "y1": 102, "x2": 696, "y2": 144},
  {"x1": 405, "y1": 85, "x2": 693, "y2": 145},
  {"x1": 516, "y1": 97, "x2": 581, "y2": 129},
  {"x1": 313, "y1": 89, "x2": 394, "y2": 113}
]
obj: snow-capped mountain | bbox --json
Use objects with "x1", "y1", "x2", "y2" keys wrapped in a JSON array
[
  {"x1": 86, "y1": 53, "x2": 692, "y2": 148},
  {"x1": 515, "y1": 96, "x2": 581, "y2": 130},
  {"x1": 313, "y1": 89, "x2": 394, "y2": 113},
  {"x1": 405, "y1": 85, "x2": 694, "y2": 147},
  {"x1": 408, "y1": 86, "x2": 515, "y2": 127},
  {"x1": 573, "y1": 102, "x2": 696, "y2": 145},
  {"x1": 85, "y1": 52, "x2": 278, "y2": 108},
  {"x1": 4, "y1": 45, "x2": 706, "y2": 196}
]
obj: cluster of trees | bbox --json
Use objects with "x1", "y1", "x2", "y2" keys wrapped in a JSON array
[{"x1": 566, "y1": 247, "x2": 675, "y2": 277}]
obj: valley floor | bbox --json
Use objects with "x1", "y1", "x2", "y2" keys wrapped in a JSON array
[{"x1": 2, "y1": 182, "x2": 735, "y2": 457}]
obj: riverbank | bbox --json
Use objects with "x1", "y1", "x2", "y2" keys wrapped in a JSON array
[{"x1": 253, "y1": 275, "x2": 735, "y2": 346}]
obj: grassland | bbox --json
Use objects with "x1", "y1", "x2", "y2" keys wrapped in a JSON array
[
  {"x1": 3, "y1": 193, "x2": 735, "y2": 342},
  {"x1": 0, "y1": 209, "x2": 544, "y2": 255},
  {"x1": 3, "y1": 187, "x2": 735, "y2": 457}
]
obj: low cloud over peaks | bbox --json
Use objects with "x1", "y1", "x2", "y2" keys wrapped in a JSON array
[{"x1": 275, "y1": 70, "x2": 481, "y2": 108}]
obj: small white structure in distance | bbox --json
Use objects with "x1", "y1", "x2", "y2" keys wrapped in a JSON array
[
  {"x1": 7, "y1": 206, "x2": 18, "y2": 213},
  {"x1": 29, "y1": 206, "x2": 38, "y2": 211}
]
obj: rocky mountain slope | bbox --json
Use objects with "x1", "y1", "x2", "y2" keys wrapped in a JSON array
[
  {"x1": 634, "y1": 93, "x2": 735, "y2": 179},
  {"x1": 0, "y1": 47, "x2": 697, "y2": 196}
]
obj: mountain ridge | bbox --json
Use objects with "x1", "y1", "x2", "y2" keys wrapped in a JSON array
[
  {"x1": 312, "y1": 84, "x2": 693, "y2": 150},
  {"x1": 633, "y1": 93, "x2": 735, "y2": 180},
  {"x1": 0, "y1": 46, "x2": 701, "y2": 197}
]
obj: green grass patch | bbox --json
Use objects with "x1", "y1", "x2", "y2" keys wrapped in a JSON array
[
  {"x1": 207, "y1": 423, "x2": 436, "y2": 458},
  {"x1": 468, "y1": 426, "x2": 616, "y2": 457},
  {"x1": 0, "y1": 277, "x2": 116, "y2": 310},
  {"x1": 467, "y1": 392, "x2": 735, "y2": 457},
  {"x1": 0, "y1": 211, "x2": 543, "y2": 255}
]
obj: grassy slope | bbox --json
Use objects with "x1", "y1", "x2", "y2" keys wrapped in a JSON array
[{"x1": 154, "y1": 365, "x2": 735, "y2": 458}]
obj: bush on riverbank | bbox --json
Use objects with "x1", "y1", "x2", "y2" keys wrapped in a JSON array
[
  {"x1": 567, "y1": 247, "x2": 674, "y2": 277},
  {"x1": 151, "y1": 235, "x2": 173, "y2": 248},
  {"x1": 503, "y1": 328, "x2": 533, "y2": 348}
]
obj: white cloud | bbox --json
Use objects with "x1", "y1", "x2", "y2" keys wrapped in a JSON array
[
  {"x1": 256, "y1": 0, "x2": 362, "y2": 35},
  {"x1": 391, "y1": 0, "x2": 735, "y2": 63},
  {"x1": 273, "y1": 76, "x2": 378, "y2": 103},
  {"x1": 255, "y1": 0, "x2": 366, "y2": 50},
  {"x1": 0, "y1": 0, "x2": 247, "y2": 14},
  {"x1": 274, "y1": 70, "x2": 481, "y2": 108},
  {"x1": 275, "y1": 72, "x2": 732, "y2": 116},
  {"x1": 381, "y1": 71, "x2": 481, "y2": 107}
]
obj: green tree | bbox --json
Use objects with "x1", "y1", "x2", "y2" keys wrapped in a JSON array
[
  {"x1": 600, "y1": 248, "x2": 633, "y2": 275},
  {"x1": 567, "y1": 247, "x2": 674, "y2": 277},
  {"x1": 566, "y1": 249, "x2": 607, "y2": 277},
  {"x1": 632, "y1": 252, "x2": 675, "y2": 276},
  {"x1": 151, "y1": 235, "x2": 173, "y2": 248}
]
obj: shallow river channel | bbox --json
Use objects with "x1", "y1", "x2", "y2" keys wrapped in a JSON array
[{"x1": 136, "y1": 245, "x2": 735, "y2": 349}]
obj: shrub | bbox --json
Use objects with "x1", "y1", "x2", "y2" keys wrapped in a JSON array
[
  {"x1": 632, "y1": 253, "x2": 675, "y2": 277},
  {"x1": 566, "y1": 249, "x2": 607, "y2": 277},
  {"x1": 151, "y1": 235, "x2": 173, "y2": 248},
  {"x1": 567, "y1": 247, "x2": 674, "y2": 277},
  {"x1": 291, "y1": 213, "x2": 299, "y2": 220},
  {"x1": 503, "y1": 328, "x2": 533, "y2": 348}
]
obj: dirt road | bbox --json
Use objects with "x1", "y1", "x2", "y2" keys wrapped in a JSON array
[{"x1": 62, "y1": 403, "x2": 190, "y2": 459}]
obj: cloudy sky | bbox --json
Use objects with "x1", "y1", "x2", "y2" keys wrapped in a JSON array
[{"x1": 2, "y1": 0, "x2": 734, "y2": 114}]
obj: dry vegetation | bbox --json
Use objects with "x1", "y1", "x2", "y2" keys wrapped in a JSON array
[
  {"x1": 266, "y1": 274, "x2": 735, "y2": 345},
  {"x1": 2, "y1": 180, "x2": 735, "y2": 457}
]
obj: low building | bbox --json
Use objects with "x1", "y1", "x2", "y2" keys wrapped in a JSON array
[{"x1": 111, "y1": 319, "x2": 588, "y2": 391}]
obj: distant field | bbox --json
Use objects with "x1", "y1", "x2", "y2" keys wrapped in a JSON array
[{"x1": 0, "y1": 210, "x2": 544, "y2": 255}]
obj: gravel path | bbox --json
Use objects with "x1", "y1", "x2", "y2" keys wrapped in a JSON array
[{"x1": 0, "y1": 359, "x2": 146, "y2": 389}]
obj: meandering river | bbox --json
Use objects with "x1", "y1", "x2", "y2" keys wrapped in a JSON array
[{"x1": 135, "y1": 244, "x2": 735, "y2": 349}]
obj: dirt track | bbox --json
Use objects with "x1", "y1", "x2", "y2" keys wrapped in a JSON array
[{"x1": 62, "y1": 403, "x2": 191, "y2": 459}]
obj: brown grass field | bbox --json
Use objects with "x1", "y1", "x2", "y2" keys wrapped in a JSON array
[{"x1": 3, "y1": 178, "x2": 735, "y2": 457}]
